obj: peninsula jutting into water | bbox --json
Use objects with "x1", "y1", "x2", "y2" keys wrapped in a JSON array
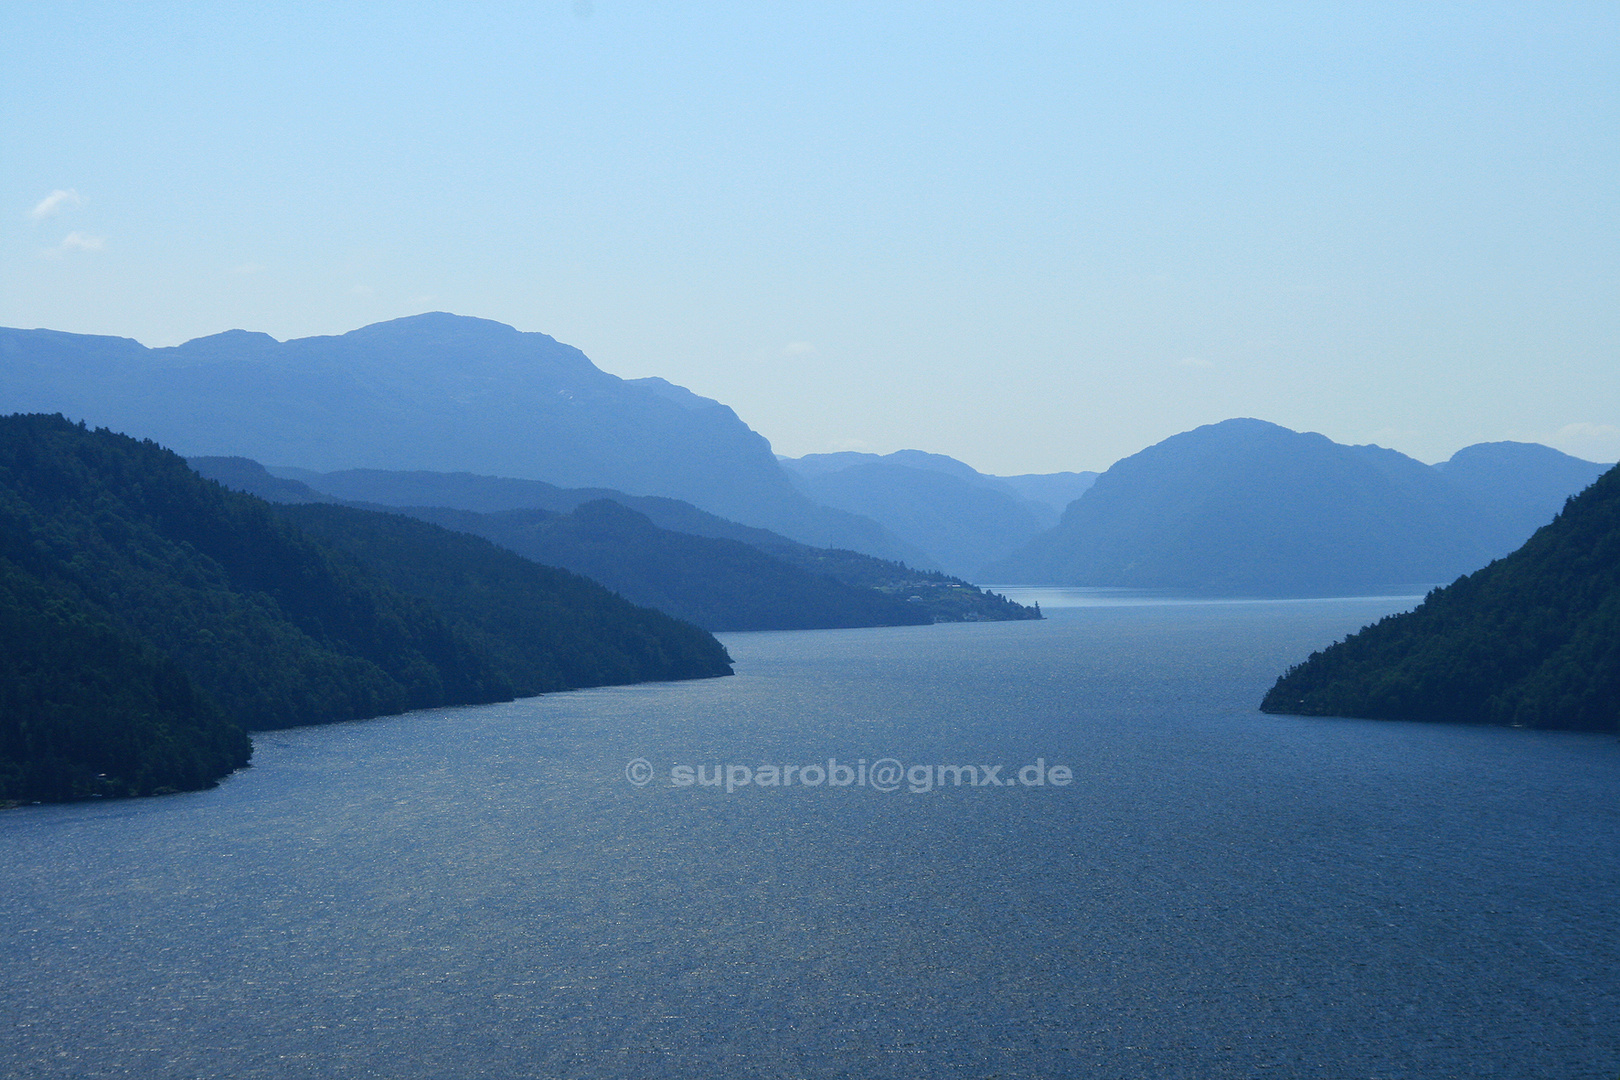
[{"x1": 0, "y1": 414, "x2": 732, "y2": 804}]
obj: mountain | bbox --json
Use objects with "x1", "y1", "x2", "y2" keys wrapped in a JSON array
[
  {"x1": 782, "y1": 450, "x2": 1097, "y2": 517},
  {"x1": 780, "y1": 450, "x2": 1095, "y2": 516},
  {"x1": 0, "y1": 414, "x2": 731, "y2": 803},
  {"x1": 1261, "y1": 462, "x2": 1620, "y2": 732},
  {"x1": 786, "y1": 449, "x2": 991, "y2": 484},
  {"x1": 777, "y1": 450, "x2": 1089, "y2": 578},
  {"x1": 190, "y1": 458, "x2": 1039, "y2": 628},
  {"x1": 1434, "y1": 441, "x2": 1610, "y2": 550},
  {"x1": 782, "y1": 460, "x2": 1051, "y2": 579},
  {"x1": 258, "y1": 464, "x2": 933, "y2": 570},
  {"x1": 192, "y1": 456, "x2": 343, "y2": 505},
  {"x1": 261, "y1": 501, "x2": 761, "y2": 656},
  {"x1": 991, "y1": 471, "x2": 1098, "y2": 516},
  {"x1": 985, "y1": 419, "x2": 1609, "y2": 595},
  {"x1": 382, "y1": 501, "x2": 933, "y2": 632},
  {"x1": 397, "y1": 500, "x2": 1037, "y2": 628},
  {"x1": 0, "y1": 315, "x2": 919, "y2": 562}
]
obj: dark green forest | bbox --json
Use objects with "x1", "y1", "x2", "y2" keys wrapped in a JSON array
[
  {"x1": 0, "y1": 557, "x2": 250, "y2": 802},
  {"x1": 0, "y1": 415, "x2": 731, "y2": 804},
  {"x1": 1261, "y1": 463, "x2": 1620, "y2": 732},
  {"x1": 276, "y1": 502, "x2": 740, "y2": 681}
]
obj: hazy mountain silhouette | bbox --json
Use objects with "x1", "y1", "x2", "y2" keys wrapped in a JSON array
[
  {"x1": 777, "y1": 450, "x2": 1092, "y2": 577},
  {"x1": 985, "y1": 419, "x2": 1609, "y2": 595},
  {"x1": 218, "y1": 461, "x2": 941, "y2": 593},
  {"x1": 786, "y1": 449, "x2": 991, "y2": 483},
  {"x1": 391, "y1": 501, "x2": 933, "y2": 632},
  {"x1": 991, "y1": 471, "x2": 1098, "y2": 516},
  {"x1": 190, "y1": 458, "x2": 1035, "y2": 629},
  {"x1": 1434, "y1": 441, "x2": 1610, "y2": 552},
  {"x1": 780, "y1": 460, "x2": 1049, "y2": 578},
  {"x1": 783, "y1": 449, "x2": 1095, "y2": 515},
  {"x1": 192, "y1": 457, "x2": 342, "y2": 505},
  {"x1": 0, "y1": 314, "x2": 918, "y2": 562},
  {"x1": 1262, "y1": 461, "x2": 1620, "y2": 732}
]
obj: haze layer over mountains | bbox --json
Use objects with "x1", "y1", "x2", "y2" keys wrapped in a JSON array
[{"x1": 3, "y1": 313, "x2": 1608, "y2": 596}]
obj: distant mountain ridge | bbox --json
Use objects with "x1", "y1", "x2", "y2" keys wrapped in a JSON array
[
  {"x1": 777, "y1": 449, "x2": 1097, "y2": 577},
  {"x1": 10, "y1": 319, "x2": 1600, "y2": 598},
  {"x1": 985, "y1": 419, "x2": 1610, "y2": 595},
  {"x1": 1434, "y1": 441, "x2": 1614, "y2": 548},
  {"x1": 0, "y1": 314, "x2": 922, "y2": 563},
  {"x1": 191, "y1": 458, "x2": 1039, "y2": 629},
  {"x1": 781, "y1": 449, "x2": 1097, "y2": 516}
]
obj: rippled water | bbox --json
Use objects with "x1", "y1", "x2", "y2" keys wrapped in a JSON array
[{"x1": 4, "y1": 596, "x2": 1618, "y2": 1079}]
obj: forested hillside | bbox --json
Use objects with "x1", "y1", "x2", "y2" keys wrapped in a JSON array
[
  {"x1": 277, "y1": 502, "x2": 750, "y2": 669},
  {"x1": 0, "y1": 415, "x2": 731, "y2": 803},
  {"x1": 1262, "y1": 463, "x2": 1620, "y2": 732},
  {"x1": 0, "y1": 557, "x2": 250, "y2": 802}
]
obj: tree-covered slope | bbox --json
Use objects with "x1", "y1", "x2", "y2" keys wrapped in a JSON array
[
  {"x1": 275, "y1": 502, "x2": 736, "y2": 676},
  {"x1": 0, "y1": 415, "x2": 515, "y2": 733},
  {"x1": 1261, "y1": 463, "x2": 1620, "y2": 732},
  {"x1": 0, "y1": 415, "x2": 732, "y2": 802},
  {"x1": 0, "y1": 558, "x2": 250, "y2": 803}
]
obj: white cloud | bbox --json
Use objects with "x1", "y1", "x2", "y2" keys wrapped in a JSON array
[
  {"x1": 58, "y1": 231, "x2": 105, "y2": 252},
  {"x1": 782, "y1": 341, "x2": 817, "y2": 357},
  {"x1": 1178, "y1": 355, "x2": 1213, "y2": 369},
  {"x1": 30, "y1": 189, "x2": 81, "y2": 219},
  {"x1": 39, "y1": 232, "x2": 106, "y2": 258}
]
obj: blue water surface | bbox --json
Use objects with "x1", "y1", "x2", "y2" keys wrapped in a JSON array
[{"x1": 3, "y1": 595, "x2": 1617, "y2": 1079}]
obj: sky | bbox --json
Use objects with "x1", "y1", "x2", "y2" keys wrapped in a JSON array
[{"x1": 3, "y1": 2, "x2": 1617, "y2": 474}]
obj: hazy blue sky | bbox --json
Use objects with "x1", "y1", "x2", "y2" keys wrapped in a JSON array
[{"x1": 4, "y1": 3, "x2": 1616, "y2": 473}]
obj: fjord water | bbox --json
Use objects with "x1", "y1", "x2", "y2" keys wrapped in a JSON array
[{"x1": 4, "y1": 596, "x2": 1618, "y2": 1079}]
